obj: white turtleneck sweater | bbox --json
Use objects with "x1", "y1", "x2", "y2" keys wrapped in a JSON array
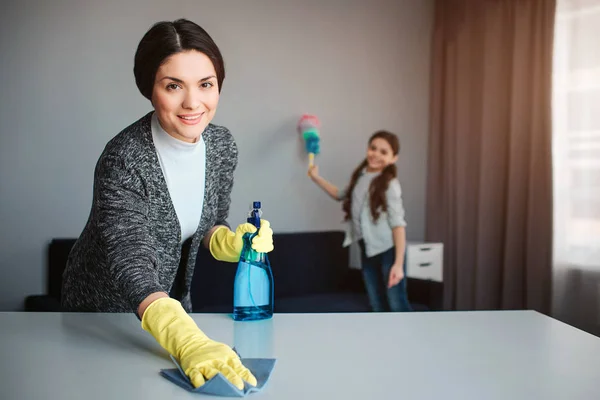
[{"x1": 151, "y1": 112, "x2": 205, "y2": 242}]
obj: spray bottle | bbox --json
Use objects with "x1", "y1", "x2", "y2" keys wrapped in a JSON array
[{"x1": 233, "y1": 201, "x2": 274, "y2": 321}]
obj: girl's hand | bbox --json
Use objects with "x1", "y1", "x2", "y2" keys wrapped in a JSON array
[
  {"x1": 388, "y1": 263, "x2": 405, "y2": 288},
  {"x1": 308, "y1": 165, "x2": 320, "y2": 180}
]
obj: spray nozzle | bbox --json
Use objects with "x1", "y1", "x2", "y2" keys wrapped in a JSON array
[{"x1": 247, "y1": 201, "x2": 262, "y2": 229}]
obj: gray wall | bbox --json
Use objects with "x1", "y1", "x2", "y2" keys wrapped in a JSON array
[{"x1": 0, "y1": 0, "x2": 434, "y2": 310}]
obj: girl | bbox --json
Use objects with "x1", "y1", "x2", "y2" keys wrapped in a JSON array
[{"x1": 308, "y1": 130, "x2": 412, "y2": 312}]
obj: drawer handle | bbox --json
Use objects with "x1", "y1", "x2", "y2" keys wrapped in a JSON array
[
  {"x1": 419, "y1": 247, "x2": 432, "y2": 251},
  {"x1": 419, "y1": 262, "x2": 432, "y2": 267}
]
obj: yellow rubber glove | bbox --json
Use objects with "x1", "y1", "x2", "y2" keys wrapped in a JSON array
[
  {"x1": 209, "y1": 220, "x2": 274, "y2": 263},
  {"x1": 141, "y1": 297, "x2": 257, "y2": 390}
]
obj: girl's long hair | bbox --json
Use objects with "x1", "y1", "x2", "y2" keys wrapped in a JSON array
[{"x1": 342, "y1": 130, "x2": 400, "y2": 222}]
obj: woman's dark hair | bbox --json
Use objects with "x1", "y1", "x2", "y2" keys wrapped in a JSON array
[
  {"x1": 342, "y1": 130, "x2": 400, "y2": 222},
  {"x1": 134, "y1": 19, "x2": 225, "y2": 100}
]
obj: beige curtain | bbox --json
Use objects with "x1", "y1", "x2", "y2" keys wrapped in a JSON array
[{"x1": 426, "y1": 0, "x2": 556, "y2": 313}]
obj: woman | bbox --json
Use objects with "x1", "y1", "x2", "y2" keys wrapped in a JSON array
[{"x1": 61, "y1": 19, "x2": 273, "y2": 390}]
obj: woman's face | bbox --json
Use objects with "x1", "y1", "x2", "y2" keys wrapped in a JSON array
[
  {"x1": 366, "y1": 137, "x2": 397, "y2": 172},
  {"x1": 151, "y1": 50, "x2": 220, "y2": 143}
]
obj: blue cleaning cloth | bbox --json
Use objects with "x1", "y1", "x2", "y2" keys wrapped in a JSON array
[{"x1": 160, "y1": 353, "x2": 276, "y2": 397}]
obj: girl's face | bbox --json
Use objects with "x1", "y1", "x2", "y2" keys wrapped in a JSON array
[
  {"x1": 151, "y1": 50, "x2": 220, "y2": 143},
  {"x1": 366, "y1": 137, "x2": 398, "y2": 172}
]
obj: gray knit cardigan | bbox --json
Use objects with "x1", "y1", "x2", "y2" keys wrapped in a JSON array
[{"x1": 61, "y1": 111, "x2": 237, "y2": 313}]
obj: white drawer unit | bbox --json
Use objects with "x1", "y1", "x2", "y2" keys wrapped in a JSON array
[{"x1": 406, "y1": 242, "x2": 443, "y2": 282}]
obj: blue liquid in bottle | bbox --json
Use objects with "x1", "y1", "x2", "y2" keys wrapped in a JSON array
[{"x1": 233, "y1": 201, "x2": 274, "y2": 321}]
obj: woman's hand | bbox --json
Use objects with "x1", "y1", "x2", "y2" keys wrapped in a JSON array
[
  {"x1": 208, "y1": 220, "x2": 274, "y2": 262},
  {"x1": 141, "y1": 298, "x2": 257, "y2": 390},
  {"x1": 387, "y1": 263, "x2": 405, "y2": 288}
]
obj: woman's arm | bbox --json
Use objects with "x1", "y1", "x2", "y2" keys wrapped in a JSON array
[
  {"x1": 138, "y1": 292, "x2": 169, "y2": 319},
  {"x1": 95, "y1": 153, "x2": 166, "y2": 313},
  {"x1": 308, "y1": 165, "x2": 343, "y2": 201},
  {"x1": 201, "y1": 130, "x2": 273, "y2": 260},
  {"x1": 201, "y1": 130, "x2": 237, "y2": 252},
  {"x1": 95, "y1": 130, "x2": 255, "y2": 391},
  {"x1": 202, "y1": 225, "x2": 222, "y2": 249},
  {"x1": 214, "y1": 132, "x2": 238, "y2": 229}
]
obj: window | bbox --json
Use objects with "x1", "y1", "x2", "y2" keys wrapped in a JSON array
[{"x1": 552, "y1": 0, "x2": 600, "y2": 269}]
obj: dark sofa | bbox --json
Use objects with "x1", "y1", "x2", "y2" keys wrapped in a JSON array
[{"x1": 25, "y1": 231, "x2": 442, "y2": 313}]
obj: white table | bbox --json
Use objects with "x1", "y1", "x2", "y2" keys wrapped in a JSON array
[{"x1": 1, "y1": 311, "x2": 599, "y2": 399}]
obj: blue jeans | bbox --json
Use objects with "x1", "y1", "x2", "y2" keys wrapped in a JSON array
[{"x1": 359, "y1": 241, "x2": 412, "y2": 312}]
